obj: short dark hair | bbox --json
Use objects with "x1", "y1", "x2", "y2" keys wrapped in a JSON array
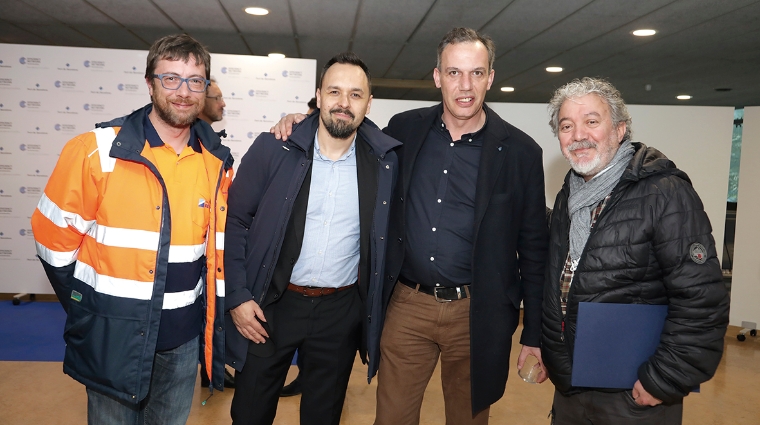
[
  {"x1": 319, "y1": 52, "x2": 371, "y2": 91},
  {"x1": 307, "y1": 97, "x2": 317, "y2": 110},
  {"x1": 145, "y1": 34, "x2": 211, "y2": 80},
  {"x1": 437, "y1": 27, "x2": 495, "y2": 71}
]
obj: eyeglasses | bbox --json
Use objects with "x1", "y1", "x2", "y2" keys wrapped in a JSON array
[
  {"x1": 151, "y1": 73, "x2": 210, "y2": 92},
  {"x1": 206, "y1": 95, "x2": 224, "y2": 101}
]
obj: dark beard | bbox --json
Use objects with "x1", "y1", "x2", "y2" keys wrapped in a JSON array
[
  {"x1": 322, "y1": 108, "x2": 358, "y2": 139},
  {"x1": 152, "y1": 94, "x2": 198, "y2": 127}
]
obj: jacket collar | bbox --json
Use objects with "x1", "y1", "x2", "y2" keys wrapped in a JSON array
[
  {"x1": 288, "y1": 110, "x2": 401, "y2": 158},
  {"x1": 96, "y1": 103, "x2": 233, "y2": 169}
]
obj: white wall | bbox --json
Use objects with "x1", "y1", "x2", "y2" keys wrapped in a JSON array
[
  {"x1": 369, "y1": 99, "x2": 734, "y2": 259},
  {"x1": 729, "y1": 106, "x2": 760, "y2": 328}
]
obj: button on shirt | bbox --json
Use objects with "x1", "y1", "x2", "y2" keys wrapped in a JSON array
[
  {"x1": 290, "y1": 133, "x2": 360, "y2": 288},
  {"x1": 400, "y1": 110, "x2": 488, "y2": 288},
  {"x1": 143, "y1": 107, "x2": 208, "y2": 351}
]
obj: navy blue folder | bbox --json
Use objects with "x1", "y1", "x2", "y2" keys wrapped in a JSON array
[{"x1": 571, "y1": 302, "x2": 667, "y2": 389}]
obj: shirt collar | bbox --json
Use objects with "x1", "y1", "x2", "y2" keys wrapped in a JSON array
[
  {"x1": 313, "y1": 130, "x2": 357, "y2": 162},
  {"x1": 143, "y1": 105, "x2": 202, "y2": 153},
  {"x1": 433, "y1": 107, "x2": 489, "y2": 144}
]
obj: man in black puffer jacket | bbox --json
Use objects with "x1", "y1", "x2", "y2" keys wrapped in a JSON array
[{"x1": 542, "y1": 77, "x2": 729, "y2": 425}]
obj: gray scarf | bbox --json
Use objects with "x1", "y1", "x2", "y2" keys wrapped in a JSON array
[{"x1": 567, "y1": 140, "x2": 634, "y2": 268}]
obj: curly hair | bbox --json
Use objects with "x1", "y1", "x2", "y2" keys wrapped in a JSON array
[{"x1": 548, "y1": 77, "x2": 632, "y2": 141}]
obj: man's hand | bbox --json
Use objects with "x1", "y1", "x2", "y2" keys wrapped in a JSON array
[
  {"x1": 517, "y1": 345, "x2": 548, "y2": 383},
  {"x1": 270, "y1": 113, "x2": 307, "y2": 141},
  {"x1": 230, "y1": 300, "x2": 269, "y2": 344},
  {"x1": 632, "y1": 380, "x2": 662, "y2": 406}
]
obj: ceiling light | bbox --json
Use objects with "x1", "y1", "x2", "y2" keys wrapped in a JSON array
[
  {"x1": 268, "y1": 53, "x2": 285, "y2": 59},
  {"x1": 676, "y1": 95, "x2": 692, "y2": 100},
  {"x1": 632, "y1": 29, "x2": 656, "y2": 37},
  {"x1": 501, "y1": 87, "x2": 515, "y2": 92},
  {"x1": 244, "y1": 7, "x2": 269, "y2": 15},
  {"x1": 546, "y1": 67, "x2": 563, "y2": 73}
]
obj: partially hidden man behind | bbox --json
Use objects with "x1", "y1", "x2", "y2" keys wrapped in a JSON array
[
  {"x1": 542, "y1": 77, "x2": 729, "y2": 425},
  {"x1": 224, "y1": 52, "x2": 400, "y2": 425},
  {"x1": 272, "y1": 27, "x2": 549, "y2": 425},
  {"x1": 198, "y1": 77, "x2": 237, "y2": 390},
  {"x1": 31, "y1": 34, "x2": 233, "y2": 424}
]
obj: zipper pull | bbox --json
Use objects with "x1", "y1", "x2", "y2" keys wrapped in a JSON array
[{"x1": 561, "y1": 320, "x2": 565, "y2": 342}]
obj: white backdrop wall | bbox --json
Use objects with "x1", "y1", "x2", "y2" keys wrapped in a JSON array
[
  {"x1": 369, "y1": 99, "x2": 734, "y2": 276},
  {"x1": 729, "y1": 106, "x2": 760, "y2": 328},
  {"x1": 0, "y1": 43, "x2": 316, "y2": 294}
]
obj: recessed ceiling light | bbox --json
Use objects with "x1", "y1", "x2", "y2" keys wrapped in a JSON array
[
  {"x1": 244, "y1": 7, "x2": 269, "y2": 15},
  {"x1": 632, "y1": 29, "x2": 656, "y2": 37},
  {"x1": 546, "y1": 67, "x2": 563, "y2": 73},
  {"x1": 676, "y1": 95, "x2": 692, "y2": 100},
  {"x1": 268, "y1": 53, "x2": 285, "y2": 59},
  {"x1": 501, "y1": 87, "x2": 515, "y2": 92}
]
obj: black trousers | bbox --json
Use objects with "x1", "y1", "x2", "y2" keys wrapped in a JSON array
[
  {"x1": 230, "y1": 285, "x2": 362, "y2": 425},
  {"x1": 552, "y1": 389, "x2": 683, "y2": 425}
]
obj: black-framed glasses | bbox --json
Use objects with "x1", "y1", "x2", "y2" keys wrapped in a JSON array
[
  {"x1": 206, "y1": 95, "x2": 224, "y2": 101},
  {"x1": 151, "y1": 73, "x2": 210, "y2": 92}
]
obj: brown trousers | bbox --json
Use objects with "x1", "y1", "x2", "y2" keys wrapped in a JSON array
[{"x1": 374, "y1": 283, "x2": 489, "y2": 425}]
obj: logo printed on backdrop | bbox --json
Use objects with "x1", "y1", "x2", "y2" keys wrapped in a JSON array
[
  {"x1": 27, "y1": 82, "x2": 47, "y2": 92},
  {"x1": 54, "y1": 80, "x2": 77, "y2": 89},
  {"x1": 0, "y1": 78, "x2": 12, "y2": 86},
  {"x1": 0, "y1": 189, "x2": 10, "y2": 198},
  {"x1": 26, "y1": 169, "x2": 49, "y2": 178},
  {"x1": 256, "y1": 72, "x2": 275, "y2": 81},
  {"x1": 19, "y1": 101, "x2": 42, "y2": 109},
  {"x1": 282, "y1": 69, "x2": 303, "y2": 79},
  {"x1": 83, "y1": 60, "x2": 106, "y2": 69},
  {"x1": 19, "y1": 186, "x2": 41, "y2": 196},
  {"x1": 19, "y1": 57, "x2": 42, "y2": 66},
  {"x1": 0, "y1": 122, "x2": 12, "y2": 130},
  {"x1": 0, "y1": 103, "x2": 11, "y2": 112},
  {"x1": 116, "y1": 83, "x2": 140, "y2": 93},
  {"x1": 57, "y1": 62, "x2": 78, "y2": 71},
  {"x1": 83, "y1": 103, "x2": 106, "y2": 112},
  {"x1": 91, "y1": 85, "x2": 112, "y2": 95},
  {"x1": 57, "y1": 105, "x2": 78, "y2": 115},
  {"x1": 123, "y1": 65, "x2": 141, "y2": 75},
  {"x1": 54, "y1": 123, "x2": 76, "y2": 132},
  {"x1": 220, "y1": 66, "x2": 242, "y2": 76},
  {"x1": 0, "y1": 59, "x2": 10, "y2": 68},
  {"x1": 0, "y1": 231, "x2": 12, "y2": 240}
]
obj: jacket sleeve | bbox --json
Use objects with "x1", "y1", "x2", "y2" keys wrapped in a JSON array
[
  {"x1": 31, "y1": 134, "x2": 100, "y2": 312},
  {"x1": 639, "y1": 178, "x2": 729, "y2": 403},
  {"x1": 517, "y1": 148, "x2": 549, "y2": 347},
  {"x1": 224, "y1": 136, "x2": 273, "y2": 311}
]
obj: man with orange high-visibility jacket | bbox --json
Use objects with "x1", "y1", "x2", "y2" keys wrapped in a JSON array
[{"x1": 30, "y1": 34, "x2": 233, "y2": 425}]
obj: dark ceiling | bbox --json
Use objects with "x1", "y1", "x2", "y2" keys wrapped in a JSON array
[{"x1": 2, "y1": 0, "x2": 759, "y2": 106}]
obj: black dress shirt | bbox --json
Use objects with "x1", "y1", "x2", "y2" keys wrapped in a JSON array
[{"x1": 399, "y1": 110, "x2": 488, "y2": 288}]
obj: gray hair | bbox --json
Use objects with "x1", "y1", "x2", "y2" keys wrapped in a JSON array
[
  {"x1": 548, "y1": 77, "x2": 632, "y2": 141},
  {"x1": 437, "y1": 27, "x2": 495, "y2": 71}
]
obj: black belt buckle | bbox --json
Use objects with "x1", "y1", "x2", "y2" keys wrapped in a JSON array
[{"x1": 433, "y1": 286, "x2": 464, "y2": 303}]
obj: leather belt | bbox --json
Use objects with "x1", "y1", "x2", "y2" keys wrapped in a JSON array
[
  {"x1": 399, "y1": 279, "x2": 469, "y2": 302},
  {"x1": 287, "y1": 282, "x2": 356, "y2": 297}
]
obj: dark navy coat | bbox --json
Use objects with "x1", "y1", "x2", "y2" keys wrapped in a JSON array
[{"x1": 224, "y1": 113, "x2": 400, "y2": 381}]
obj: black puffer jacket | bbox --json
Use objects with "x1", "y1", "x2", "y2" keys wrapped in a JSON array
[{"x1": 542, "y1": 143, "x2": 729, "y2": 403}]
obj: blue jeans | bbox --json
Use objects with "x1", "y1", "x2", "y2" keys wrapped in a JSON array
[{"x1": 87, "y1": 335, "x2": 199, "y2": 425}]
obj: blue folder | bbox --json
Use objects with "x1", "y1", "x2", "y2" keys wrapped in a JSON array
[{"x1": 571, "y1": 302, "x2": 667, "y2": 389}]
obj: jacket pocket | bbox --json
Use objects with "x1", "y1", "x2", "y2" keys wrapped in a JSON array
[{"x1": 63, "y1": 301, "x2": 146, "y2": 398}]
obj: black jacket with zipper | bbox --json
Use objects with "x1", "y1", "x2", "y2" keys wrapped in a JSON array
[{"x1": 541, "y1": 142, "x2": 729, "y2": 404}]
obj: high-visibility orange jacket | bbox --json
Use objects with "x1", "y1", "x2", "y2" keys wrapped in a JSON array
[{"x1": 31, "y1": 104, "x2": 233, "y2": 404}]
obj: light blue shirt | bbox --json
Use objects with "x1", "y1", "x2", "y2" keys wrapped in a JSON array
[{"x1": 290, "y1": 132, "x2": 360, "y2": 288}]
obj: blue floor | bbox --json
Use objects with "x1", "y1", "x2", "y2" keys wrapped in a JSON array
[{"x1": 0, "y1": 300, "x2": 66, "y2": 361}]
